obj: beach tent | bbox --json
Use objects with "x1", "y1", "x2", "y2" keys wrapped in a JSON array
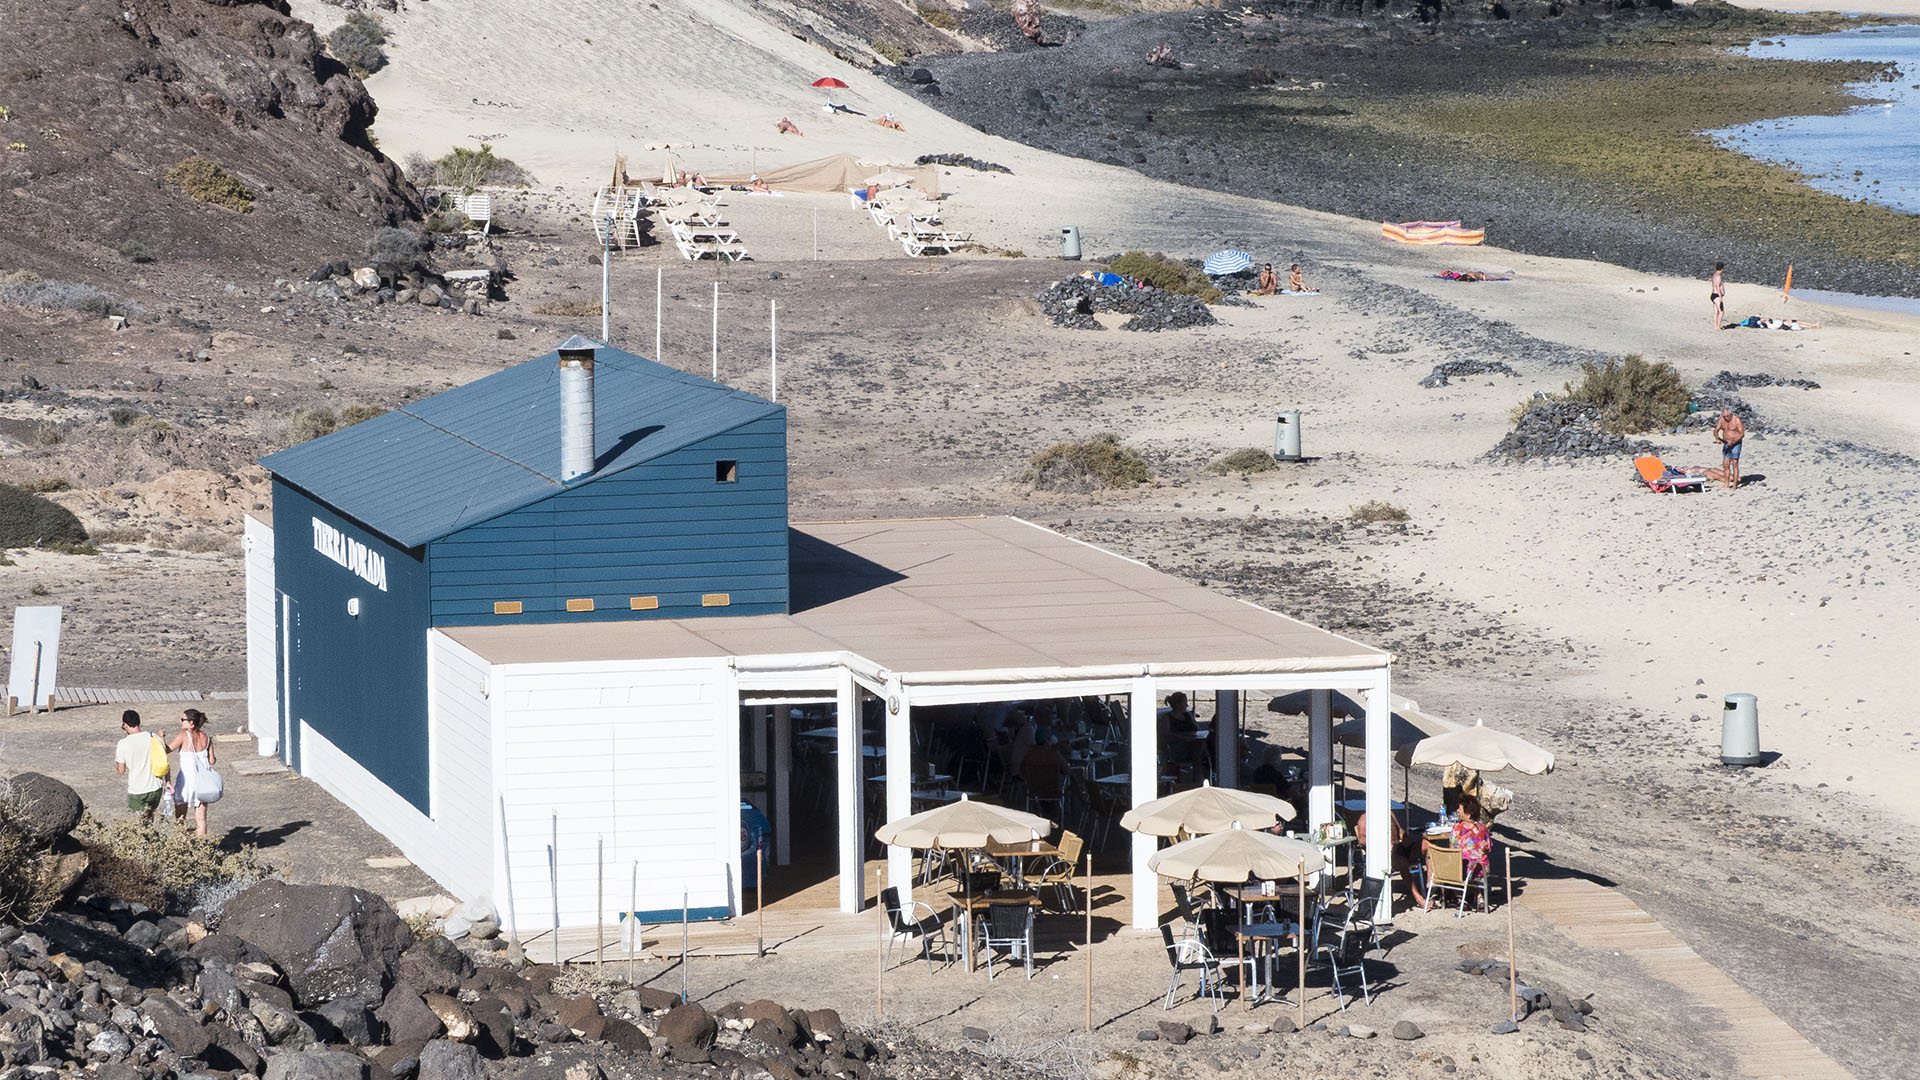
[
  {"x1": 1203, "y1": 249, "x2": 1253, "y2": 275},
  {"x1": 1381, "y1": 220, "x2": 1486, "y2": 245},
  {"x1": 706, "y1": 153, "x2": 940, "y2": 197}
]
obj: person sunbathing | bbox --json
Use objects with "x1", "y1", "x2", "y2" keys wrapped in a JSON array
[
  {"x1": 874, "y1": 113, "x2": 905, "y2": 131},
  {"x1": 749, "y1": 175, "x2": 770, "y2": 194},
  {"x1": 775, "y1": 117, "x2": 802, "y2": 135},
  {"x1": 1443, "y1": 269, "x2": 1491, "y2": 281},
  {"x1": 1288, "y1": 263, "x2": 1317, "y2": 293},
  {"x1": 1255, "y1": 263, "x2": 1278, "y2": 295}
]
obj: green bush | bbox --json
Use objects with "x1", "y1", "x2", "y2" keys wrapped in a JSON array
[
  {"x1": 76, "y1": 815, "x2": 264, "y2": 913},
  {"x1": 1025, "y1": 433, "x2": 1151, "y2": 493},
  {"x1": 1350, "y1": 500, "x2": 1410, "y2": 523},
  {"x1": 340, "y1": 404, "x2": 387, "y2": 426},
  {"x1": 408, "y1": 143, "x2": 530, "y2": 193},
  {"x1": 917, "y1": 2, "x2": 959, "y2": 30},
  {"x1": 0, "y1": 483, "x2": 89, "y2": 549},
  {"x1": 164, "y1": 156, "x2": 253, "y2": 213},
  {"x1": 1560, "y1": 354, "x2": 1691, "y2": 434},
  {"x1": 1208, "y1": 448, "x2": 1277, "y2": 474},
  {"x1": 328, "y1": 13, "x2": 389, "y2": 77},
  {"x1": 1106, "y1": 251, "x2": 1223, "y2": 304},
  {"x1": 289, "y1": 407, "x2": 338, "y2": 443}
]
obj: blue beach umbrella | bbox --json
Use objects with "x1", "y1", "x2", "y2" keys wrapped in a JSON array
[{"x1": 1203, "y1": 249, "x2": 1253, "y2": 276}]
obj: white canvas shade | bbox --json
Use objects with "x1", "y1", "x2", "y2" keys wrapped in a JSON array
[
  {"x1": 1146, "y1": 826, "x2": 1326, "y2": 883},
  {"x1": 1119, "y1": 781, "x2": 1294, "y2": 837},
  {"x1": 1410, "y1": 719, "x2": 1554, "y2": 775},
  {"x1": 873, "y1": 795, "x2": 1052, "y2": 849}
]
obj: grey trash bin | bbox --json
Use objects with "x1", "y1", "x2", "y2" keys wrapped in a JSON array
[
  {"x1": 1721, "y1": 693, "x2": 1760, "y2": 765},
  {"x1": 1061, "y1": 226, "x2": 1081, "y2": 261},
  {"x1": 1273, "y1": 410, "x2": 1302, "y2": 461}
]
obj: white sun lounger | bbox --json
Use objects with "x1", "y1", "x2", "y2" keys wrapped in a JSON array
[{"x1": 460, "y1": 193, "x2": 493, "y2": 235}]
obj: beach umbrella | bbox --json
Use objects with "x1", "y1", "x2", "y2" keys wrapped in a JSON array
[
  {"x1": 1145, "y1": 825, "x2": 1324, "y2": 883},
  {"x1": 1202, "y1": 249, "x2": 1253, "y2": 276},
  {"x1": 1409, "y1": 719, "x2": 1554, "y2": 775},
  {"x1": 1120, "y1": 781, "x2": 1294, "y2": 838},
  {"x1": 811, "y1": 77, "x2": 850, "y2": 89},
  {"x1": 875, "y1": 796, "x2": 1053, "y2": 972},
  {"x1": 864, "y1": 169, "x2": 914, "y2": 188},
  {"x1": 1332, "y1": 708, "x2": 1459, "y2": 813}
]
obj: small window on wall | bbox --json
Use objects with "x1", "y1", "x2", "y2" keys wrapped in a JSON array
[{"x1": 715, "y1": 460, "x2": 738, "y2": 483}]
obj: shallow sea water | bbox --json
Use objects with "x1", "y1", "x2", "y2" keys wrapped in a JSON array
[{"x1": 1711, "y1": 25, "x2": 1920, "y2": 216}]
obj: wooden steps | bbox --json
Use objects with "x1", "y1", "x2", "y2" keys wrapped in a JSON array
[{"x1": 1518, "y1": 876, "x2": 1852, "y2": 1080}]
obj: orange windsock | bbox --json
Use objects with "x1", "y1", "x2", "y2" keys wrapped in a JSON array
[{"x1": 1782, "y1": 264, "x2": 1793, "y2": 302}]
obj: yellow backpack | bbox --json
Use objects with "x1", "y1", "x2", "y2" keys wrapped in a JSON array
[{"x1": 148, "y1": 735, "x2": 170, "y2": 778}]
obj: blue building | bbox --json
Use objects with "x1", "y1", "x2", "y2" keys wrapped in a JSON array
[{"x1": 256, "y1": 337, "x2": 788, "y2": 813}]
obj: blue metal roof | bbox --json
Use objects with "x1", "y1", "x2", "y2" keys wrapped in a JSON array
[{"x1": 260, "y1": 342, "x2": 784, "y2": 548}]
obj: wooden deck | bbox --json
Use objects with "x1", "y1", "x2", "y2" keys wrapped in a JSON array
[{"x1": 1519, "y1": 876, "x2": 1852, "y2": 1080}]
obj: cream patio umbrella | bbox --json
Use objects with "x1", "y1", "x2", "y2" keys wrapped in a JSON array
[
  {"x1": 1332, "y1": 707, "x2": 1459, "y2": 818},
  {"x1": 1120, "y1": 781, "x2": 1294, "y2": 838},
  {"x1": 874, "y1": 796, "x2": 1053, "y2": 972},
  {"x1": 1408, "y1": 719, "x2": 1554, "y2": 776},
  {"x1": 864, "y1": 169, "x2": 916, "y2": 188}
]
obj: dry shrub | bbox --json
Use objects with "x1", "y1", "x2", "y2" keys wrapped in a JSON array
[
  {"x1": 108, "y1": 406, "x2": 140, "y2": 427},
  {"x1": 1025, "y1": 433, "x2": 1151, "y2": 493},
  {"x1": 1105, "y1": 251, "x2": 1223, "y2": 304},
  {"x1": 0, "y1": 482, "x2": 90, "y2": 549},
  {"x1": 164, "y1": 156, "x2": 253, "y2": 213},
  {"x1": 533, "y1": 296, "x2": 603, "y2": 317},
  {"x1": 0, "y1": 787, "x2": 65, "y2": 926},
  {"x1": 327, "y1": 13, "x2": 389, "y2": 77},
  {"x1": 340, "y1": 404, "x2": 387, "y2": 426},
  {"x1": 19, "y1": 476, "x2": 69, "y2": 493},
  {"x1": 167, "y1": 528, "x2": 240, "y2": 556},
  {"x1": 409, "y1": 143, "x2": 530, "y2": 193},
  {"x1": 1208, "y1": 448, "x2": 1277, "y2": 474},
  {"x1": 1350, "y1": 500, "x2": 1410, "y2": 523},
  {"x1": 290, "y1": 407, "x2": 338, "y2": 443},
  {"x1": 871, "y1": 38, "x2": 911, "y2": 64},
  {"x1": 88, "y1": 526, "x2": 148, "y2": 545},
  {"x1": 76, "y1": 815, "x2": 264, "y2": 915},
  {"x1": 0, "y1": 273, "x2": 143, "y2": 319},
  {"x1": 916, "y1": 2, "x2": 958, "y2": 30},
  {"x1": 1559, "y1": 353, "x2": 1690, "y2": 434}
]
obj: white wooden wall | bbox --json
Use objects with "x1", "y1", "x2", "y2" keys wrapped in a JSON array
[
  {"x1": 493, "y1": 658, "x2": 740, "y2": 932},
  {"x1": 242, "y1": 517, "x2": 278, "y2": 753}
]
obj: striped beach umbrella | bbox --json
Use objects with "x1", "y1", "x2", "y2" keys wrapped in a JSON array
[{"x1": 1203, "y1": 249, "x2": 1253, "y2": 276}]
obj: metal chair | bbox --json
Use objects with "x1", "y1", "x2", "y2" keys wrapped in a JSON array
[
  {"x1": 1316, "y1": 920, "x2": 1376, "y2": 1008},
  {"x1": 982, "y1": 902, "x2": 1035, "y2": 980},
  {"x1": 880, "y1": 886, "x2": 948, "y2": 970},
  {"x1": 1158, "y1": 923, "x2": 1229, "y2": 1011}
]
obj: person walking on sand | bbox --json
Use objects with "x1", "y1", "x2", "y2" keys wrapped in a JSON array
[
  {"x1": 1713, "y1": 407, "x2": 1745, "y2": 491},
  {"x1": 113, "y1": 709, "x2": 165, "y2": 824},
  {"x1": 1710, "y1": 262, "x2": 1727, "y2": 330},
  {"x1": 168, "y1": 708, "x2": 219, "y2": 836}
]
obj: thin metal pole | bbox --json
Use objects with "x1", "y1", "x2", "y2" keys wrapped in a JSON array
[
  {"x1": 875, "y1": 862, "x2": 885, "y2": 1018},
  {"x1": 680, "y1": 889, "x2": 690, "y2": 1003},
  {"x1": 550, "y1": 814, "x2": 560, "y2": 965},
  {"x1": 769, "y1": 299, "x2": 777, "y2": 402},
  {"x1": 600, "y1": 219, "x2": 612, "y2": 344},
  {"x1": 498, "y1": 797, "x2": 521, "y2": 955},
  {"x1": 1507, "y1": 847, "x2": 1518, "y2": 1020},
  {"x1": 1239, "y1": 915, "x2": 1248, "y2": 1013},
  {"x1": 710, "y1": 282, "x2": 719, "y2": 380},
  {"x1": 595, "y1": 834, "x2": 605, "y2": 971},
  {"x1": 654, "y1": 268, "x2": 663, "y2": 361},
  {"x1": 1296, "y1": 860, "x2": 1306, "y2": 1032},
  {"x1": 628, "y1": 860, "x2": 638, "y2": 983},
  {"x1": 1084, "y1": 852, "x2": 1093, "y2": 1033},
  {"x1": 756, "y1": 846, "x2": 765, "y2": 958}
]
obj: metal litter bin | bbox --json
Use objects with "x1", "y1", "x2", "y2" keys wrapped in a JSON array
[
  {"x1": 1721, "y1": 693, "x2": 1760, "y2": 765},
  {"x1": 1274, "y1": 410, "x2": 1302, "y2": 461},
  {"x1": 1061, "y1": 226, "x2": 1081, "y2": 261}
]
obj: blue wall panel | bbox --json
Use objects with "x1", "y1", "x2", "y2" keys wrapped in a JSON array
[
  {"x1": 272, "y1": 481, "x2": 432, "y2": 812},
  {"x1": 428, "y1": 414, "x2": 789, "y2": 626}
]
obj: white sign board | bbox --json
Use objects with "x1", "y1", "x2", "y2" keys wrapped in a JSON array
[{"x1": 7, "y1": 606, "x2": 62, "y2": 709}]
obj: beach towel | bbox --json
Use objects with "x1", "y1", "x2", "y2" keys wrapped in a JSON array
[
  {"x1": 1383, "y1": 220, "x2": 1486, "y2": 246},
  {"x1": 1435, "y1": 270, "x2": 1512, "y2": 281}
]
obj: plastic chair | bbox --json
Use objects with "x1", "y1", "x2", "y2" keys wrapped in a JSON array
[
  {"x1": 982, "y1": 902, "x2": 1035, "y2": 980},
  {"x1": 880, "y1": 886, "x2": 948, "y2": 970}
]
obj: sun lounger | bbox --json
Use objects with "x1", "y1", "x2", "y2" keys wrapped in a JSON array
[
  {"x1": 459, "y1": 194, "x2": 493, "y2": 235},
  {"x1": 891, "y1": 213, "x2": 970, "y2": 257},
  {"x1": 657, "y1": 202, "x2": 729, "y2": 228},
  {"x1": 1634, "y1": 455, "x2": 1706, "y2": 494},
  {"x1": 669, "y1": 220, "x2": 748, "y2": 262}
]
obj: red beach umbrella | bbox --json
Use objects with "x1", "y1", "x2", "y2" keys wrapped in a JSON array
[{"x1": 811, "y1": 77, "x2": 850, "y2": 89}]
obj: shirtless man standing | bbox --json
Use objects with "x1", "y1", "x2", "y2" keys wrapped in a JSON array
[
  {"x1": 1713, "y1": 407, "x2": 1745, "y2": 491},
  {"x1": 1709, "y1": 262, "x2": 1727, "y2": 330}
]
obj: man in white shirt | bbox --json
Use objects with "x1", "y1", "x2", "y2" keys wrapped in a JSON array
[{"x1": 113, "y1": 710, "x2": 165, "y2": 823}]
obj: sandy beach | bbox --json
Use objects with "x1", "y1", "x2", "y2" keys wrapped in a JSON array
[{"x1": 2, "y1": 0, "x2": 1916, "y2": 1075}]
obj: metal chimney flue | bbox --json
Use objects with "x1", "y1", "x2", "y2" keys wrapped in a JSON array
[{"x1": 555, "y1": 335, "x2": 597, "y2": 484}]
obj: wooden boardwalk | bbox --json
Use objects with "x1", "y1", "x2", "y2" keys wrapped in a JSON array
[
  {"x1": 54, "y1": 687, "x2": 246, "y2": 705},
  {"x1": 1518, "y1": 876, "x2": 1852, "y2": 1080}
]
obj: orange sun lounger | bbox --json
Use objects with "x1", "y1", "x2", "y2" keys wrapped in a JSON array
[{"x1": 1635, "y1": 455, "x2": 1706, "y2": 494}]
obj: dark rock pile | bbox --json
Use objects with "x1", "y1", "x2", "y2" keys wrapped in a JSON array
[
  {"x1": 1420, "y1": 359, "x2": 1519, "y2": 388},
  {"x1": 1703, "y1": 370, "x2": 1820, "y2": 392},
  {"x1": 1037, "y1": 277, "x2": 1218, "y2": 332},
  {"x1": 1459, "y1": 957, "x2": 1596, "y2": 1032},
  {"x1": 1489, "y1": 400, "x2": 1655, "y2": 461},
  {"x1": 914, "y1": 153, "x2": 1012, "y2": 175},
  {"x1": 1679, "y1": 391, "x2": 1768, "y2": 434},
  {"x1": 278, "y1": 260, "x2": 503, "y2": 314}
]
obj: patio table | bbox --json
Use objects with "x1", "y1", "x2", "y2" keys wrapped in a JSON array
[
  {"x1": 981, "y1": 839, "x2": 1062, "y2": 887},
  {"x1": 1237, "y1": 921, "x2": 1303, "y2": 1005}
]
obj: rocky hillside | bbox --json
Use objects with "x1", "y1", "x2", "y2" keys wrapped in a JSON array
[{"x1": 0, "y1": 0, "x2": 420, "y2": 292}]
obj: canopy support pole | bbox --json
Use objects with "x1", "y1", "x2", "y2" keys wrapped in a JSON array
[
  {"x1": 1215, "y1": 690, "x2": 1239, "y2": 788},
  {"x1": 1129, "y1": 677, "x2": 1159, "y2": 931},
  {"x1": 885, "y1": 680, "x2": 913, "y2": 904},
  {"x1": 836, "y1": 670, "x2": 864, "y2": 914},
  {"x1": 773, "y1": 705, "x2": 793, "y2": 867},
  {"x1": 1308, "y1": 690, "x2": 1335, "y2": 832},
  {"x1": 1362, "y1": 675, "x2": 1393, "y2": 923}
]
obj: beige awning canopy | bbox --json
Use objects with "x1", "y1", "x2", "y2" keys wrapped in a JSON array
[
  {"x1": 704, "y1": 153, "x2": 941, "y2": 198},
  {"x1": 1146, "y1": 827, "x2": 1326, "y2": 883}
]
